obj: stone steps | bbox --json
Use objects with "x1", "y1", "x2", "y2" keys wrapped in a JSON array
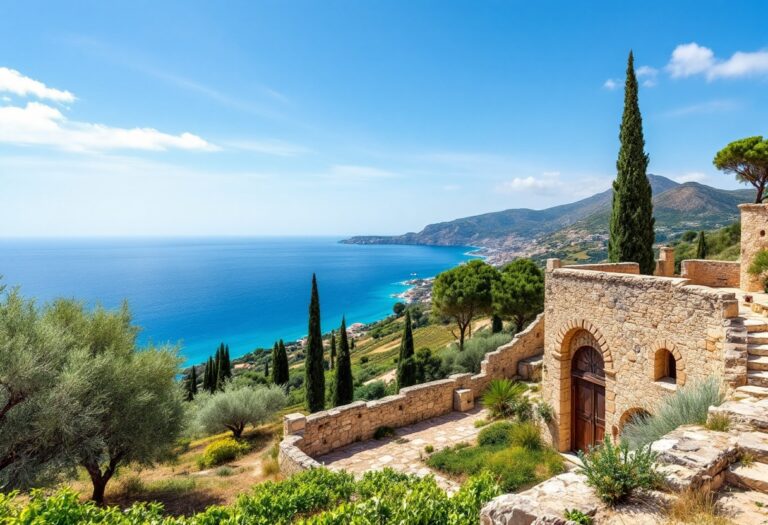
[
  {"x1": 737, "y1": 432, "x2": 768, "y2": 463},
  {"x1": 517, "y1": 353, "x2": 543, "y2": 382},
  {"x1": 749, "y1": 371, "x2": 768, "y2": 388},
  {"x1": 749, "y1": 355, "x2": 768, "y2": 371},
  {"x1": 726, "y1": 461, "x2": 768, "y2": 493},
  {"x1": 749, "y1": 332, "x2": 768, "y2": 345},
  {"x1": 748, "y1": 344, "x2": 768, "y2": 357},
  {"x1": 745, "y1": 319, "x2": 768, "y2": 332},
  {"x1": 735, "y1": 385, "x2": 768, "y2": 399},
  {"x1": 711, "y1": 400, "x2": 768, "y2": 432}
]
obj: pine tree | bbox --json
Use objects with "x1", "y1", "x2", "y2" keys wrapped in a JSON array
[
  {"x1": 491, "y1": 314, "x2": 503, "y2": 334},
  {"x1": 305, "y1": 274, "x2": 326, "y2": 413},
  {"x1": 396, "y1": 311, "x2": 417, "y2": 390},
  {"x1": 608, "y1": 51, "x2": 655, "y2": 275},
  {"x1": 276, "y1": 339, "x2": 290, "y2": 385},
  {"x1": 333, "y1": 317, "x2": 353, "y2": 406},
  {"x1": 329, "y1": 331, "x2": 336, "y2": 370},
  {"x1": 696, "y1": 231, "x2": 708, "y2": 259}
]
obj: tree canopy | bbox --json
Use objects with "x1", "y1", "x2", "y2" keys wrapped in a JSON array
[
  {"x1": 305, "y1": 274, "x2": 325, "y2": 413},
  {"x1": 492, "y1": 258, "x2": 544, "y2": 332},
  {"x1": 432, "y1": 259, "x2": 498, "y2": 351},
  {"x1": 332, "y1": 318, "x2": 353, "y2": 407},
  {"x1": 396, "y1": 311, "x2": 417, "y2": 390},
  {"x1": 195, "y1": 384, "x2": 286, "y2": 439},
  {"x1": 713, "y1": 136, "x2": 768, "y2": 203}
]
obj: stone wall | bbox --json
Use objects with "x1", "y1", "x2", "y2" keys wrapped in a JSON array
[
  {"x1": 279, "y1": 314, "x2": 544, "y2": 468},
  {"x1": 681, "y1": 259, "x2": 740, "y2": 288},
  {"x1": 542, "y1": 266, "x2": 739, "y2": 452},
  {"x1": 563, "y1": 262, "x2": 640, "y2": 274},
  {"x1": 740, "y1": 204, "x2": 768, "y2": 292}
]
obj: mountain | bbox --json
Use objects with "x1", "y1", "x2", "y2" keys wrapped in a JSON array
[{"x1": 342, "y1": 176, "x2": 754, "y2": 253}]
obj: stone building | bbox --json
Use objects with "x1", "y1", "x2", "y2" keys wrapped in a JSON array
[{"x1": 541, "y1": 203, "x2": 767, "y2": 452}]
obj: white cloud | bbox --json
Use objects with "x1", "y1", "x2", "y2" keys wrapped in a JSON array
[
  {"x1": 636, "y1": 65, "x2": 658, "y2": 87},
  {"x1": 329, "y1": 165, "x2": 397, "y2": 180},
  {"x1": 667, "y1": 43, "x2": 768, "y2": 80},
  {"x1": 673, "y1": 172, "x2": 709, "y2": 183},
  {"x1": 603, "y1": 79, "x2": 618, "y2": 90},
  {"x1": 0, "y1": 67, "x2": 76, "y2": 103},
  {"x1": 499, "y1": 171, "x2": 561, "y2": 193},
  {"x1": 662, "y1": 99, "x2": 740, "y2": 117},
  {"x1": 0, "y1": 102, "x2": 217, "y2": 152},
  {"x1": 225, "y1": 139, "x2": 309, "y2": 157}
]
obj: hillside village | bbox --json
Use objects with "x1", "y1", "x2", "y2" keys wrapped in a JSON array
[{"x1": 3, "y1": 30, "x2": 768, "y2": 525}]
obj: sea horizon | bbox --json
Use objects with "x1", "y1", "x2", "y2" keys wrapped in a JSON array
[{"x1": 0, "y1": 236, "x2": 477, "y2": 366}]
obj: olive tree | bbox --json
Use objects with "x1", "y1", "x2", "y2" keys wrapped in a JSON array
[
  {"x1": 432, "y1": 259, "x2": 498, "y2": 351},
  {"x1": 44, "y1": 300, "x2": 186, "y2": 504},
  {"x1": 195, "y1": 384, "x2": 287, "y2": 438},
  {"x1": 492, "y1": 258, "x2": 545, "y2": 333},
  {"x1": 714, "y1": 136, "x2": 768, "y2": 203}
]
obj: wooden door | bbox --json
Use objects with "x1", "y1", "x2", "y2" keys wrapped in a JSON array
[{"x1": 571, "y1": 346, "x2": 606, "y2": 452}]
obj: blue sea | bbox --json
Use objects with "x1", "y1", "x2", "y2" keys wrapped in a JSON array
[{"x1": 0, "y1": 238, "x2": 475, "y2": 365}]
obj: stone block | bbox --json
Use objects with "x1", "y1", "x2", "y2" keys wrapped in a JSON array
[
  {"x1": 453, "y1": 388, "x2": 474, "y2": 412},
  {"x1": 284, "y1": 413, "x2": 306, "y2": 435}
]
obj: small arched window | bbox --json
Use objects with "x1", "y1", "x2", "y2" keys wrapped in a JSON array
[{"x1": 654, "y1": 349, "x2": 677, "y2": 384}]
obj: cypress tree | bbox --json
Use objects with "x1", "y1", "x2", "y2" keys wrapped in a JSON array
[
  {"x1": 276, "y1": 339, "x2": 290, "y2": 385},
  {"x1": 202, "y1": 360, "x2": 209, "y2": 392},
  {"x1": 696, "y1": 231, "x2": 708, "y2": 259},
  {"x1": 396, "y1": 311, "x2": 417, "y2": 390},
  {"x1": 608, "y1": 51, "x2": 655, "y2": 275},
  {"x1": 333, "y1": 317, "x2": 353, "y2": 406},
  {"x1": 271, "y1": 341, "x2": 280, "y2": 384},
  {"x1": 214, "y1": 359, "x2": 223, "y2": 391},
  {"x1": 223, "y1": 344, "x2": 231, "y2": 378},
  {"x1": 491, "y1": 314, "x2": 503, "y2": 334},
  {"x1": 350, "y1": 338, "x2": 355, "y2": 350},
  {"x1": 185, "y1": 367, "x2": 197, "y2": 401},
  {"x1": 264, "y1": 360, "x2": 269, "y2": 378},
  {"x1": 329, "y1": 331, "x2": 336, "y2": 370},
  {"x1": 305, "y1": 274, "x2": 326, "y2": 413},
  {"x1": 214, "y1": 344, "x2": 222, "y2": 383}
]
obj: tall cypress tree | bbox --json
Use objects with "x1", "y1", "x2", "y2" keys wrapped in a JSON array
[
  {"x1": 271, "y1": 341, "x2": 280, "y2": 384},
  {"x1": 276, "y1": 339, "x2": 290, "y2": 385},
  {"x1": 202, "y1": 360, "x2": 209, "y2": 392},
  {"x1": 190, "y1": 365, "x2": 198, "y2": 396},
  {"x1": 214, "y1": 344, "x2": 222, "y2": 383},
  {"x1": 329, "y1": 331, "x2": 336, "y2": 370},
  {"x1": 333, "y1": 317, "x2": 353, "y2": 406},
  {"x1": 396, "y1": 311, "x2": 417, "y2": 390},
  {"x1": 608, "y1": 51, "x2": 655, "y2": 274},
  {"x1": 264, "y1": 360, "x2": 269, "y2": 378},
  {"x1": 491, "y1": 314, "x2": 503, "y2": 334},
  {"x1": 223, "y1": 345, "x2": 231, "y2": 378},
  {"x1": 696, "y1": 231, "x2": 708, "y2": 259},
  {"x1": 305, "y1": 274, "x2": 326, "y2": 413}
]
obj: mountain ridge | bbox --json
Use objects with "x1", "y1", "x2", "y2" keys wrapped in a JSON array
[{"x1": 342, "y1": 175, "x2": 753, "y2": 250}]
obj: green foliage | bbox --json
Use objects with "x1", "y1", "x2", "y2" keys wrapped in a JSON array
[
  {"x1": 536, "y1": 401, "x2": 555, "y2": 423},
  {"x1": 713, "y1": 135, "x2": 768, "y2": 202},
  {"x1": 621, "y1": 377, "x2": 724, "y2": 448},
  {"x1": 354, "y1": 380, "x2": 387, "y2": 401},
  {"x1": 748, "y1": 249, "x2": 768, "y2": 291},
  {"x1": 608, "y1": 51, "x2": 655, "y2": 275},
  {"x1": 478, "y1": 422, "x2": 515, "y2": 446},
  {"x1": 305, "y1": 274, "x2": 326, "y2": 413},
  {"x1": 705, "y1": 413, "x2": 731, "y2": 432},
  {"x1": 482, "y1": 379, "x2": 528, "y2": 419},
  {"x1": 491, "y1": 314, "x2": 503, "y2": 333},
  {"x1": 271, "y1": 339, "x2": 290, "y2": 385},
  {"x1": 577, "y1": 437, "x2": 662, "y2": 505},
  {"x1": 564, "y1": 508, "x2": 593, "y2": 524},
  {"x1": 197, "y1": 437, "x2": 249, "y2": 468},
  {"x1": 432, "y1": 259, "x2": 499, "y2": 350},
  {"x1": 696, "y1": 231, "x2": 708, "y2": 259},
  {"x1": 393, "y1": 302, "x2": 406, "y2": 316},
  {"x1": 332, "y1": 317, "x2": 353, "y2": 407},
  {"x1": 373, "y1": 426, "x2": 396, "y2": 439},
  {"x1": 396, "y1": 311, "x2": 417, "y2": 390},
  {"x1": 195, "y1": 384, "x2": 287, "y2": 438},
  {"x1": 329, "y1": 331, "x2": 336, "y2": 370},
  {"x1": 428, "y1": 423, "x2": 563, "y2": 492},
  {"x1": 492, "y1": 259, "x2": 544, "y2": 332},
  {"x1": 673, "y1": 222, "x2": 740, "y2": 272},
  {"x1": 441, "y1": 331, "x2": 514, "y2": 375},
  {"x1": 425, "y1": 444, "x2": 434, "y2": 454},
  {"x1": 413, "y1": 347, "x2": 445, "y2": 383}
]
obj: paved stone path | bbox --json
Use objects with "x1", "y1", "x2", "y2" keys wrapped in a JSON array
[{"x1": 315, "y1": 406, "x2": 488, "y2": 492}]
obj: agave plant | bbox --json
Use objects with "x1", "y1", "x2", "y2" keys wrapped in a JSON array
[{"x1": 482, "y1": 379, "x2": 527, "y2": 419}]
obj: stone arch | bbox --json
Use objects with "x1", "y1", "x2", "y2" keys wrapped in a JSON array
[
  {"x1": 649, "y1": 341, "x2": 686, "y2": 386},
  {"x1": 612, "y1": 407, "x2": 652, "y2": 439},
  {"x1": 551, "y1": 319, "x2": 615, "y2": 452},
  {"x1": 554, "y1": 319, "x2": 615, "y2": 375}
]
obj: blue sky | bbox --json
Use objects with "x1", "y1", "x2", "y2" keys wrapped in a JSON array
[{"x1": 1, "y1": 1, "x2": 767, "y2": 236}]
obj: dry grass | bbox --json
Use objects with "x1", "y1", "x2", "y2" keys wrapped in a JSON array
[{"x1": 667, "y1": 488, "x2": 732, "y2": 525}]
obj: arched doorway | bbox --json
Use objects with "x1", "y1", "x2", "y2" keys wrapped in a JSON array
[{"x1": 571, "y1": 346, "x2": 606, "y2": 452}]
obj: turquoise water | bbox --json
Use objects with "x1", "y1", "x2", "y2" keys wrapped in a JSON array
[{"x1": 0, "y1": 238, "x2": 475, "y2": 365}]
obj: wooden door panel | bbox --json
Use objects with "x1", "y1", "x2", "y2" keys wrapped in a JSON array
[
  {"x1": 572, "y1": 377, "x2": 605, "y2": 452},
  {"x1": 594, "y1": 385, "x2": 605, "y2": 444}
]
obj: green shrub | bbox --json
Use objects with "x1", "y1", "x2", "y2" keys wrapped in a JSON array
[
  {"x1": 197, "y1": 437, "x2": 249, "y2": 469},
  {"x1": 483, "y1": 379, "x2": 527, "y2": 419},
  {"x1": 509, "y1": 422, "x2": 542, "y2": 451},
  {"x1": 373, "y1": 426, "x2": 396, "y2": 439},
  {"x1": 749, "y1": 249, "x2": 768, "y2": 291},
  {"x1": 441, "y1": 333, "x2": 515, "y2": 374},
  {"x1": 144, "y1": 477, "x2": 196, "y2": 495},
  {"x1": 354, "y1": 380, "x2": 388, "y2": 401},
  {"x1": 706, "y1": 413, "x2": 731, "y2": 432},
  {"x1": 360, "y1": 356, "x2": 369, "y2": 364},
  {"x1": 216, "y1": 466, "x2": 234, "y2": 477},
  {"x1": 424, "y1": 444, "x2": 434, "y2": 454},
  {"x1": 564, "y1": 508, "x2": 593, "y2": 524},
  {"x1": 536, "y1": 402, "x2": 554, "y2": 423},
  {"x1": 478, "y1": 421, "x2": 514, "y2": 446},
  {"x1": 621, "y1": 378, "x2": 724, "y2": 448},
  {"x1": 577, "y1": 437, "x2": 662, "y2": 505}
]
